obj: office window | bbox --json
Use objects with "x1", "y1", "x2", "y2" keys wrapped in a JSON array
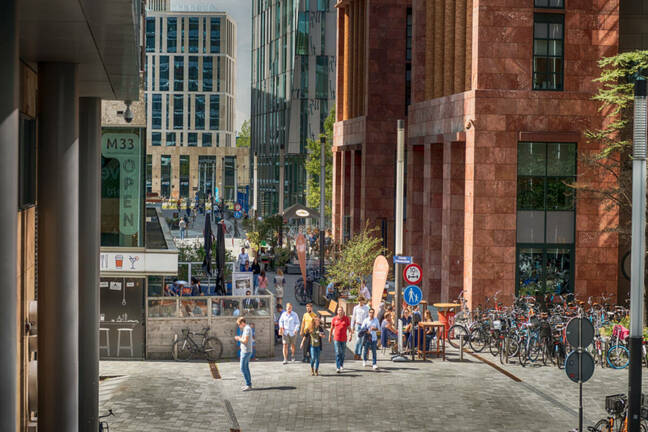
[
  {"x1": 166, "y1": 132, "x2": 176, "y2": 147},
  {"x1": 19, "y1": 115, "x2": 36, "y2": 208},
  {"x1": 144, "y1": 57, "x2": 148, "y2": 89},
  {"x1": 203, "y1": 133, "x2": 212, "y2": 147},
  {"x1": 203, "y1": 18, "x2": 207, "y2": 53},
  {"x1": 188, "y1": 56, "x2": 199, "y2": 91},
  {"x1": 146, "y1": 18, "x2": 155, "y2": 52},
  {"x1": 516, "y1": 142, "x2": 576, "y2": 296},
  {"x1": 146, "y1": 154, "x2": 152, "y2": 195},
  {"x1": 223, "y1": 156, "x2": 236, "y2": 202},
  {"x1": 535, "y1": 0, "x2": 564, "y2": 8},
  {"x1": 300, "y1": 99, "x2": 308, "y2": 153},
  {"x1": 159, "y1": 56, "x2": 169, "y2": 91},
  {"x1": 174, "y1": 94, "x2": 183, "y2": 130},
  {"x1": 180, "y1": 155, "x2": 190, "y2": 198},
  {"x1": 300, "y1": 55, "x2": 308, "y2": 98},
  {"x1": 211, "y1": 17, "x2": 221, "y2": 53},
  {"x1": 161, "y1": 155, "x2": 171, "y2": 197},
  {"x1": 195, "y1": 95, "x2": 205, "y2": 130},
  {"x1": 165, "y1": 94, "x2": 170, "y2": 129},
  {"x1": 203, "y1": 57, "x2": 213, "y2": 91},
  {"x1": 181, "y1": 17, "x2": 185, "y2": 53},
  {"x1": 188, "y1": 132, "x2": 198, "y2": 147},
  {"x1": 167, "y1": 17, "x2": 177, "y2": 53},
  {"x1": 318, "y1": 0, "x2": 328, "y2": 12},
  {"x1": 533, "y1": 14, "x2": 564, "y2": 91},
  {"x1": 210, "y1": 95, "x2": 220, "y2": 130},
  {"x1": 316, "y1": 56, "x2": 328, "y2": 99},
  {"x1": 189, "y1": 17, "x2": 199, "y2": 53},
  {"x1": 297, "y1": 12, "x2": 309, "y2": 55},
  {"x1": 152, "y1": 132, "x2": 162, "y2": 146},
  {"x1": 152, "y1": 94, "x2": 162, "y2": 129},
  {"x1": 174, "y1": 56, "x2": 184, "y2": 91},
  {"x1": 187, "y1": 95, "x2": 192, "y2": 129}
]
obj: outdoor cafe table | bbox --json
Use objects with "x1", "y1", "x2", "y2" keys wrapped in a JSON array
[
  {"x1": 433, "y1": 303, "x2": 461, "y2": 339},
  {"x1": 416, "y1": 321, "x2": 446, "y2": 361}
]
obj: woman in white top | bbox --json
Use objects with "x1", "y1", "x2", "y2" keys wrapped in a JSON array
[
  {"x1": 361, "y1": 308, "x2": 381, "y2": 369},
  {"x1": 273, "y1": 268, "x2": 285, "y2": 305}
]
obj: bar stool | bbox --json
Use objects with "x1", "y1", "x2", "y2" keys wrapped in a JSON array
[
  {"x1": 116, "y1": 328, "x2": 134, "y2": 357},
  {"x1": 99, "y1": 328, "x2": 110, "y2": 357}
]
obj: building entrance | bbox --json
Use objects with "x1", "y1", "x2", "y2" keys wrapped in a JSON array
[{"x1": 198, "y1": 156, "x2": 216, "y2": 199}]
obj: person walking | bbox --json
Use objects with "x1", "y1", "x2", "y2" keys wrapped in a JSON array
[
  {"x1": 359, "y1": 280, "x2": 371, "y2": 302},
  {"x1": 251, "y1": 257, "x2": 261, "y2": 293},
  {"x1": 178, "y1": 217, "x2": 186, "y2": 240},
  {"x1": 300, "y1": 303, "x2": 317, "y2": 363},
  {"x1": 350, "y1": 297, "x2": 369, "y2": 360},
  {"x1": 361, "y1": 308, "x2": 380, "y2": 370},
  {"x1": 237, "y1": 248, "x2": 249, "y2": 272},
  {"x1": 278, "y1": 302, "x2": 300, "y2": 364},
  {"x1": 257, "y1": 270, "x2": 268, "y2": 294},
  {"x1": 273, "y1": 268, "x2": 285, "y2": 305},
  {"x1": 329, "y1": 306, "x2": 351, "y2": 373},
  {"x1": 300, "y1": 316, "x2": 325, "y2": 375},
  {"x1": 234, "y1": 316, "x2": 254, "y2": 391}
]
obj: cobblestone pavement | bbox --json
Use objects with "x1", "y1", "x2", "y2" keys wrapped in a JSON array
[{"x1": 99, "y1": 274, "x2": 642, "y2": 431}]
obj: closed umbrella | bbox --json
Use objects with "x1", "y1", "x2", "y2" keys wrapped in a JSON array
[
  {"x1": 202, "y1": 213, "x2": 213, "y2": 277},
  {"x1": 215, "y1": 221, "x2": 226, "y2": 295}
]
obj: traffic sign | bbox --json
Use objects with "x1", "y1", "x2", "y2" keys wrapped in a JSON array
[
  {"x1": 565, "y1": 351, "x2": 595, "y2": 383},
  {"x1": 403, "y1": 285, "x2": 422, "y2": 306},
  {"x1": 233, "y1": 211, "x2": 243, "y2": 219},
  {"x1": 234, "y1": 203, "x2": 242, "y2": 211},
  {"x1": 403, "y1": 263, "x2": 422, "y2": 285},
  {"x1": 393, "y1": 255, "x2": 413, "y2": 265},
  {"x1": 566, "y1": 317, "x2": 594, "y2": 349}
]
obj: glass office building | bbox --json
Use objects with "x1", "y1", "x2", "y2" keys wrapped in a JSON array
[{"x1": 251, "y1": 0, "x2": 336, "y2": 216}]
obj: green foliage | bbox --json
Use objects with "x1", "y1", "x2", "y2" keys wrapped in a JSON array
[
  {"x1": 242, "y1": 215, "x2": 283, "y2": 251},
  {"x1": 305, "y1": 108, "x2": 334, "y2": 218},
  {"x1": 237, "y1": 120, "x2": 250, "y2": 148},
  {"x1": 176, "y1": 241, "x2": 234, "y2": 281},
  {"x1": 326, "y1": 223, "x2": 390, "y2": 293},
  {"x1": 273, "y1": 247, "x2": 291, "y2": 268}
]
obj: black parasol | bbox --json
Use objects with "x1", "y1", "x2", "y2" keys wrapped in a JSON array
[
  {"x1": 202, "y1": 212, "x2": 213, "y2": 277},
  {"x1": 215, "y1": 221, "x2": 226, "y2": 295}
]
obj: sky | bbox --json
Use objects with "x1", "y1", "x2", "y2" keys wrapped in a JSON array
[{"x1": 172, "y1": 0, "x2": 251, "y2": 133}]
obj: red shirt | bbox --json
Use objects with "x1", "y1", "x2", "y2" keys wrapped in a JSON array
[{"x1": 331, "y1": 315, "x2": 351, "y2": 342}]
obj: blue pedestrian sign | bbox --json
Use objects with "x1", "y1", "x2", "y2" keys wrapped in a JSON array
[
  {"x1": 403, "y1": 285, "x2": 423, "y2": 306},
  {"x1": 233, "y1": 210, "x2": 243, "y2": 219},
  {"x1": 393, "y1": 255, "x2": 413, "y2": 265}
]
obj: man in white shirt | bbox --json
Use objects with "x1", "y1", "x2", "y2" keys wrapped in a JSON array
[
  {"x1": 350, "y1": 297, "x2": 369, "y2": 360},
  {"x1": 278, "y1": 302, "x2": 300, "y2": 364},
  {"x1": 359, "y1": 280, "x2": 371, "y2": 302},
  {"x1": 237, "y1": 248, "x2": 250, "y2": 272},
  {"x1": 234, "y1": 317, "x2": 254, "y2": 391},
  {"x1": 361, "y1": 308, "x2": 381, "y2": 369}
]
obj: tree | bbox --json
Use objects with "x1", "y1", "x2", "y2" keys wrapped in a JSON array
[
  {"x1": 305, "y1": 108, "x2": 334, "y2": 218},
  {"x1": 237, "y1": 119, "x2": 250, "y2": 148}
]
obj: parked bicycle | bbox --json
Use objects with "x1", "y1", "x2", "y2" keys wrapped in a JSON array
[
  {"x1": 171, "y1": 327, "x2": 223, "y2": 362},
  {"x1": 588, "y1": 394, "x2": 648, "y2": 432},
  {"x1": 99, "y1": 409, "x2": 114, "y2": 432}
]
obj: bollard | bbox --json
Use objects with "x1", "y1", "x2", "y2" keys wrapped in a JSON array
[{"x1": 460, "y1": 334, "x2": 464, "y2": 361}]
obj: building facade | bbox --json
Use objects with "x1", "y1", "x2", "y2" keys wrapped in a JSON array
[
  {"x1": 251, "y1": 0, "x2": 337, "y2": 216},
  {"x1": 145, "y1": 8, "x2": 248, "y2": 202},
  {"x1": 333, "y1": 0, "x2": 623, "y2": 308}
]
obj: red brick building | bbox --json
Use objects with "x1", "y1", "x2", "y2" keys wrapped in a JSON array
[{"x1": 333, "y1": 0, "x2": 621, "y2": 308}]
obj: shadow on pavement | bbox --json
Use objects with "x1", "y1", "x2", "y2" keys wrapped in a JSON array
[{"x1": 253, "y1": 386, "x2": 297, "y2": 391}]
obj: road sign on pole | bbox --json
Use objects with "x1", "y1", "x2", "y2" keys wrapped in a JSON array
[
  {"x1": 393, "y1": 255, "x2": 412, "y2": 265},
  {"x1": 403, "y1": 263, "x2": 422, "y2": 285},
  {"x1": 403, "y1": 285, "x2": 422, "y2": 306}
]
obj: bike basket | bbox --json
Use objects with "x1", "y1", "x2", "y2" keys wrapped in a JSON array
[
  {"x1": 641, "y1": 406, "x2": 648, "y2": 421},
  {"x1": 492, "y1": 320, "x2": 502, "y2": 330},
  {"x1": 612, "y1": 325, "x2": 630, "y2": 340},
  {"x1": 605, "y1": 394, "x2": 626, "y2": 415}
]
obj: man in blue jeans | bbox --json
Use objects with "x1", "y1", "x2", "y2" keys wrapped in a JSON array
[
  {"x1": 361, "y1": 308, "x2": 380, "y2": 370},
  {"x1": 329, "y1": 306, "x2": 351, "y2": 373},
  {"x1": 235, "y1": 316, "x2": 253, "y2": 391}
]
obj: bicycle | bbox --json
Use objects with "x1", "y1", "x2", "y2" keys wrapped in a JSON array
[
  {"x1": 588, "y1": 394, "x2": 648, "y2": 432},
  {"x1": 294, "y1": 277, "x2": 313, "y2": 305},
  {"x1": 607, "y1": 324, "x2": 630, "y2": 369},
  {"x1": 99, "y1": 409, "x2": 115, "y2": 432},
  {"x1": 171, "y1": 327, "x2": 223, "y2": 362}
]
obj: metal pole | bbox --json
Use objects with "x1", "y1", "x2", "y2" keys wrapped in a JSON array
[
  {"x1": 395, "y1": 120, "x2": 405, "y2": 322},
  {"x1": 279, "y1": 146, "x2": 285, "y2": 246},
  {"x1": 78, "y1": 97, "x2": 101, "y2": 431},
  {"x1": 253, "y1": 152, "x2": 258, "y2": 218},
  {"x1": 320, "y1": 136, "x2": 326, "y2": 277},
  {"x1": 629, "y1": 77, "x2": 646, "y2": 432},
  {"x1": 0, "y1": 1, "x2": 19, "y2": 429}
]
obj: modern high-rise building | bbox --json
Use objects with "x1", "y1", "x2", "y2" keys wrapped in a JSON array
[
  {"x1": 251, "y1": 0, "x2": 337, "y2": 216},
  {"x1": 145, "y1": 6, "x2": 249, "y2": 202}
]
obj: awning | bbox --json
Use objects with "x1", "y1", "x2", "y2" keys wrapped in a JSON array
[{"x1": 280, "y1": 203, "x2": 321, "y2": 220}]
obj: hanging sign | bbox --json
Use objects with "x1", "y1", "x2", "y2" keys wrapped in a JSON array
[{"x1": 296, "y1": 234, "x2": 307, "y2": 283}]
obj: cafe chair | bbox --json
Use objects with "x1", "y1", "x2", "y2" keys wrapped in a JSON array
[
  {"x1": 99, "y1": 328, "x2": 110, "y2": 357},
  {"x1": 116, "y1": 328, "x2": 134, "y2": 357}
]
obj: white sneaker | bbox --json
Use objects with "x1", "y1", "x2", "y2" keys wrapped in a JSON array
[
  {"x1": 372, "y1": 365, "x2": 378, "y2": 370},
  {"x1": 291, "y1": 358, "x2": 296, "y2": 363},
  {"x1": 340, "y1": 366, "x2": 344, "y2": 371},
  {"x1": 283, "y1": 359, "x2": 287, "y2": 365},
  {"x1": 241, "y1": 386, "x2": 251, "y2": 391},
  {"x1": 336, "y1": 368, "x2": 340, "y2": 373},
  {"x1": 362, "y1": 360, "x2": 367, "y2": 367}
]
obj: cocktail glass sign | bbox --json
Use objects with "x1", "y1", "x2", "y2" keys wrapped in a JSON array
[{"x1": 101, "y1": 130, "x2": 142, "y2": 238}]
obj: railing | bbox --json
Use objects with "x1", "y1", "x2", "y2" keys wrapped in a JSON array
[{"x1": 147, "y1": 295, "x2": 273, "y2": 320}]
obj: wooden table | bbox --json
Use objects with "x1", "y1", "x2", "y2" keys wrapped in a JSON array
[
  {"x1": 433, "y1": 303, "x2": 461, "y2": 339},
  {"x1": 416, "y1": 321, "x2": 446, "y2": 361}
]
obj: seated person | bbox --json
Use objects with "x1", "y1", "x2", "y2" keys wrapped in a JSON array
[
  {"x1": 380, "y1": 312, "x2": 398, "y2": 348},
  {"x1": 180, "y1": 282, "x2": 192, "y2": 296},
  {"x1": 242, "y1": 290, "x2": 258, "y2": 310},
  {"x1": 423, "y1": 310, "x2": 436, "y2": 350},
  {"x1": 325, "y1": 281, "x2": 337, "y2": 301},
  {"x1": 164, "y1": 279, "x2": 180, "y2": 296},
  {"x1": 401, "y1": 308, "x2": 413, "y2": 346}
]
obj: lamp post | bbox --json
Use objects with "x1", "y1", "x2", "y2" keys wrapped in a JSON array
[
  {"x1": 394, "y1": 120, "x2": 405, "y2": 323},
  {"x1": 629, "y1": 75, "x2": 647, "y2": 432},
  {"x1": 319, "y1": 135, "x2": 326, "y2": 277}
]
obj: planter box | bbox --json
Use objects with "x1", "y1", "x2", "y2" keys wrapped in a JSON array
[{"x1": 338, "y1": 297, "x2": 357, "y2": 317}]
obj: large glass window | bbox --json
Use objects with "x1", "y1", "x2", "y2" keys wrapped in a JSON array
[
  {"x1": 159, "y1": 56, "x2": 169, "y2": 91},
  {"x1": 223, "y1": 156, "x2": 236, "y2": 202},
  {"x1": 195, "y1": 95, "x2": 205, "y2": 130},
  {"x1": 203, "y1": 133, "x2": 212, "y2": 147},
  {"x1": 188, "y1": 133, "x2": 197, "y2": 147},
  {"x1": 161, "y1": 155, "x2": 171, "y2": 197},
  {"x1": 179, "y1": 155, "x2": 190, "y2": 198},
  {"x1": 203, "y1": 57, "x2": 213, "y2": 91},
  {"x1": 152, "y1": 94, "x2": 162, "y2": 129},
  {"x1": 316, "y1": 56, "x2": 328, "y2": 99},
  {"x1": 151, "y1": 132, "x2": 162, "y2": 146},
  {"x1": 167, "y1": 17, "x2": 177, "y2": 53},
  {"x1": 146, "y1": 154, "x2": 152, "y2": 195},
  {"x1": 188, "y1": 56, "x2": 199, "y2": 91},
  {"x1": 174, "y1": 56, "x2": 184, "y2": 91},
  {"x1": 296, "y1": 12, "x2": 309, "y2": 55},
  {"x1": 300, "y1": 55, "x2": 309, "y2": 98},
  {"x1": 166, "y1": 132, "x2": 176, "y2": 147},
  {"x1": 210, "y1": 95, "x2": 220, "y2": 130},
  {"x1": 534, "y1": 0, "x2": 564, "y2": 8},
  {"x1": 174, "y1": 94, "x2": 183, "y2": 129},
  {"x1": 533, "y1": 14, "x2": 564, "y2": 91},
  {"x1": 211, "y1": 18, "x2": 221, "y2": 53},
  {"x1": 146, "y1": 18, "x2": 155, "y2": 52},
  {"x1": 300, "y1": 99, "x2": 308, "y2": 153},
  {"x1": 317, "y1": 0, "x2": 328, "y2": 12},
  {"x1": 516, "y1": 142, "x2": 576, "y2": 296}
]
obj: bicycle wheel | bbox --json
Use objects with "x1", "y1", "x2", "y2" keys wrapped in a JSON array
[
  {"x1": 607, "y1": 345, "x2": 630, "y2": 369},
  {"x1": 447, "y1": 325, "x2": 469, "y2": 349},
  {"x1": 519, "y1": 344, "x2": 528, "y2": 367},
  {"x1": 489, "y1": 337, "x2": 501, "y2": 357},
  {"x1": 556, "y1": 344, "x2": 565, "y2": 370},
  {"x1": 172, "y1": 338, "x2": 193, "y2": 361},
  {"x1": 203, "y1": 337, "x2": 223, "y2": 362},
  {"x1": 590, "y1": 419, "x2": 611, "y2": 432},
  {"x1": 469, "y1": 328, "x2": 487, "y2": 353}
]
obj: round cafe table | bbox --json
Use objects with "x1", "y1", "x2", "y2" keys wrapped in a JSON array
[{"x1": 433, "y1": 303, "x2": 461, "y2": 339}]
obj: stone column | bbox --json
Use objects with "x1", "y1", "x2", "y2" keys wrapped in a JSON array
[
  {"x1": 443, "y1": 0, "x2": 456, "y2": 96},
  {"x1": 38, "y1": 62, "x2": 80, "y2": 432},
  {"x1": 343, "y1": 7, "x2": 351, "y2": 120},
  {"x1": 454, "y1": 0, "x2": 466, "y2": 93},
  {"x1": 0, "y1": 1, "x2": 18, "y2": 430},
  {"x1": 78, "y1": 97, "x2": 101, "y2": 432}
]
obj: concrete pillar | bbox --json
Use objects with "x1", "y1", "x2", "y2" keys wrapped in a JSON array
[
  {"x1": 454, "y1": 0, "x2": 466, "y2": 94},
  {"x1": 78, "y1": 97, "x2": 101, "y2": 432},
  {"x1": 443, "y1": 0, "x2": 456, "y2": 96},
  {"x1": 38, "y1": 63, "x2": 79, "y2": 432},
  {"x1": 343, "y1": 7, "x2": 350, "y2": 120},
  {"x1": 466, "y1": 0, "x2": 473, "y2": 91},
  {"x1": 0, "y1": 1, "x2": 18, "y2": 430}
]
